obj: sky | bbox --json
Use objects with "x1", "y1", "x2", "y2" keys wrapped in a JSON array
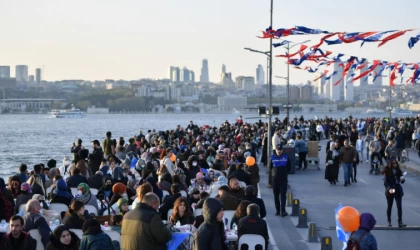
[{"x1": 0, "y1": 0, "x2": 419, "y2": 85}]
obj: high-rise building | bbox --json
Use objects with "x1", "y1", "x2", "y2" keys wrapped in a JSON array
[
  {"x1": 330, "y1": 62, "x2": 343, "y2": 101},
  {"x1": 189, "y1": 71, "x2": 195, "y2": 83},
  {"x1": 344, "y1": 77, "x2": 354, "y2": 101},
  {"x1": 0, "y1": 66, "x2": 10, "y2": 78},
  {"x1": 315, "y1": 73, "x2": 326, "y2": 97},
  {"x1": 222, "y1": 64, "x2": 226, "y2": 74},
  {"x1": 289, "y1": 85, "x2": 300, "y2": 101},
  {"x1": 29, "y1": 75, "x2": 35, "y2": 82},
  {"x1": 180, "y1": 67, "x2": 190, "y2": 82},
  {"x1": 221, "y1": 72, "x2": 234, "y2": 90},
  {"x1": 200, "y1": 59, "x2": 209, "y2": 83},
  {"x1": 359, "y1": 64, "x2": 369, "y2": 87},
  {"x1": 300, "y1": 85, "x2": 312, "y2": 100},
  {"x1": 256, "y1": 65, "x2": 265, "y2": 85},
  {"x1": 170, "y1": 67, "x2": 180, "y2": 82},
  {"x1": 323, "y1": 79, "x2": 331, "y2": 99},
  {"x1": 168, "y1": 66, "x2": 176, "y2": 80},
  {"x1": 235, "y1": 76, "x2": 255, "y2": 91},
  {"x1": 15, "y1": 65, "x2": 28, "y2": 82},
  {"x1": 35, "y1": 68, "x2": 42, "y2": 83}
]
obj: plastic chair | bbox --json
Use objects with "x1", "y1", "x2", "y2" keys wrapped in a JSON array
[
  {"x1": 167, "y1": 208, "x2": 174, "y2": 221},
  {"x1": 180, "y1": 190, "x2": 187, "y2": 197},
  {"x1": 90, "y1": 188, "x2": 99, "y2": 195},
  {"x1": 222, "y1": 210, "x2": 236, "y2": 229},
  {"x1": 69, "y1": 229, "x2": 83, "y2": 239},
  {"x1": 46, "y1": 186, "x2": 53, "y2": 195},
  {"x1": 48, "y1": 203, "x2": 69, "y2": 214},
  {"x1": 193, "y1": 208, "x2": 202, "y2": 217},
  {"x1": 70, "y1": 188, "x2": 78, "y2": 195},
  {"x1": 105, "y1": 230, "x2": 121, "y2": 244},
  {"x1": 85, "y1": 204, "x2": 98, "y2": 215},
  {"x1": 28, "y1": 229, "x2": 44, "y2": 250},
  {"x1": 239, "y1": 181, "x2": 246, "y2": 188},
  {"x1": 238, "y1": 234, "x2": 266, "y2": 250}
]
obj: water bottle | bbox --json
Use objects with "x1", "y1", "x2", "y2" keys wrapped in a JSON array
[
  {"x1": 232, "y1": 223, "x2": 237, "y2": 233},
  {"x1": 1, "y1": 219, "x2": 6, "y2": 226}
]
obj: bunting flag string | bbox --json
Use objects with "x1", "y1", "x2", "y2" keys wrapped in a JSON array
[{"x1": 261, "y1": 26, "x2": 419, "y2": 49}]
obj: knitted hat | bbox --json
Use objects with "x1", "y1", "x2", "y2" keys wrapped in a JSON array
[
  {"x1": 21, "y1": 183, "x2": 31, "y2": 193},
  {"x1": 117, "y1": 198, "x2": 128, "y2": 209},
  {"x1": 112, "y1": 183, "x2": 127, "y2": 194}
]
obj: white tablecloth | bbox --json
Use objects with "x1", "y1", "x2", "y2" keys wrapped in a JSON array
[{"x1": 0, "y1": 223, "x2": 8, "y2": 233}]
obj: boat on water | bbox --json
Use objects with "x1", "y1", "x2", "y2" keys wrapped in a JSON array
[
  {"x1": 391, "y1": 108, "x2": 413, "y2": 116},
  {"x1": 366, "y1": 109, "x2": 385, "y2": 114},
  {"x1": 50, "y1": 106, "x2": 86, "y2": 118}
]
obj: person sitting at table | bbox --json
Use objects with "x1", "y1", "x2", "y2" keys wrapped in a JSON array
[
  {"x1": 237, "y1": 204, "x2": 269, "y2": 250},
  {"x1": 156, "y1": 164, "x2": 170, "y2": 182},
  {"x1": 79, "y1": 219, "x2": 118, "y2": 250},
  {"x1": 228, "y1": 163, "x2": 250, "y2": 187},
  {"x1": 14, "y1": 183, "x2": 33, "y2": 215},
  {"x1": 159, "y1": 184, "x2": 182, "y2": 220},
  {"x1": 157, "y1": 172, "x2": 172, "y2": 193},
  {"x1": 50, "y1": 178, "x2": 73, "y2": 207},
  {"x1": 66, "y1": 168, "x2": 88, "y2": 188},
  {"x1": 63, "y1": 200, "x2": 86, "y2": 229},
  {"x1": 76, "y1": 183, "x2": 99, "y2": 212},
  {"x1": 231, "y1": 200, "x2": 251, "y2": 229},
  {"x1": 191, "y1": 172, "x2": 207, "y2": 190},
  {"x1": 217, "y1": 185, "x2": 239, "y2": 211},
  {"x1": 172, "y1": 174, "x2": 187, "y2": 192},
  {"x1": 8, "y1": 175, "x2": 22, "y2": 198},
  {"x1": 96, "y1": 177, "x2": 114, "y2": 203},
  {"x1": 117, "y1": 198, "x2": 129, "y2": 216},
  {"x1": 145, "y1": 176, "x2": 163, "y2": 203},
  {"x1": 188, "y1": 188, "x2": 200, "y2": 209},
  {"x1": 242, "y1": 186, "x2": 266, "y2": 219},
  {"x1": 195, "y1": 191, "x2": 210, "y2": 210},
  {"x1": 45, "y1": 225, "x2": 80, "y2": 250},
  {"x1": 110, "y1": 215, "x2": 123, "y2": 234},
  {"x1": 208, "y1": 175, "x2": 227, "y2": 197},
  {"x1": 22, "y1": 199, "x2": 51, "y2": 248},
  {"x1": 228, "y1": 178, "x2": 245, "y2": 200},
  {"x1": 193, "y1": 198, "x2": 228, "y2": 250},
  {"x1": 109, "y1": 183, "x2": 126, "y2": 207},
  {"x1": 131, "y1": 183, "x2": 153, "y2": 210},
  {"x1": 203, "y1": 170, "x2": 216, "y2": 186},
  {"x1": 27, "y1": 174, "x2": 45, "y2": 196},
  {"x1": 170, "y1": 197, "x2": 195, "y2": 226},
  {"x1": 32, "y1": 194, "x2": 49, "y2": 210},
  {"x1": 0, "y1": 215, "x2": 37, "y2": 250}
]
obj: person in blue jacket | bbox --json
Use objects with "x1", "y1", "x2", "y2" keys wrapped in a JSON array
[
  {"x1": 270, "y1": 144, "x2": 290, "y2": 217},
  {"x1": 349, "y1": 213, "x2": 378, "y2": 250}
]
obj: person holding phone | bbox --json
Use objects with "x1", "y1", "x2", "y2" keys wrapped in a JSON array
[{"x1": 382, "y1": 160, "x2": 406, "y2": 228}]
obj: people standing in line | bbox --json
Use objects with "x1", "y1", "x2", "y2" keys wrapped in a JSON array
[
  {"x1": 325, "y1": 143, "x2": 339, "y2": 185},
  {"x1": 270, "y1": 144, "x2": 290, "y2": 217},
  {"x1": 382, "y1": 160, "x2": 407, "y2": 227},
  {"x1": 0, "y1": 215, "x2": 37, "y2": 250},
  {"x1": 339, "y1": 139, "x2": 357, "y2": 187},
  {"x1": 294, "y1": 135, "x2": 308, "y2": 170}
]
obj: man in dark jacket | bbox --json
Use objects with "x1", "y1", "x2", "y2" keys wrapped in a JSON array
[
  {"x1": 22, "y1": 200, "x2": 51, "y2": 247},
  {"x1": 228, "y1": 164, "x2": 250, "y2": 186},
  {"x1": 89, "y1": 140, "x2": 104, "y2": 174},
  {"x1": 66, "y1": 168, "x2": 88, "y2": 188},
  {"x1": 0, "y1": 215, "x2": 36, "y2": 250},
  {"x1": 238, "y1": 204, "x2": 269, "y2": 250},
  {"x1": 217, "y1": 185, "x2": 239, "y2": 211},
  {"x1": 228, "y1": 178, "x2": 245, "y2": 199},
  {"x1": 242, "y1": 186, "x2": 266, "y2": 218},
  {"x1": 394, "y1": 132, "x2": 405, "y2": 162},
  {"x1": 270, "y1": 144, "x2": 290, "y2": 217},
  {"x1": 87, "y1": 171, "x2": 104, "y2": 190},
  {"x1": 193, "y1": 198, "x2": 228, "y2": 250},
  {"x1": 121, "y1": 192, "x2": 172, "y2": 250},
  {"x1": 159, "y1": 184, "x2": 182, "y2": 220}
]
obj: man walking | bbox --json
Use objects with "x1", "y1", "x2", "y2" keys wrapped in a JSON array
[
  {"x1": 339, "y1": 139, "x2": 357, "y2": 187},
  {"x1": 294, "y1": 135, "x2": 308, "y2": 170},
  {"x1": 270, "y1": 144, "x2": 290, "y2": 216}
]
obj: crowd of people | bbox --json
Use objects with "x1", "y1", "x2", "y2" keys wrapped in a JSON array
[{"x1": 0, "y1": 114, "x2": 419, "y2": 250}]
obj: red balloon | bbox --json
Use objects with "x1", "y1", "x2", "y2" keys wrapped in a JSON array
[
  {"x1": 337, "y1": 206, "x2": 360, "y2": 232},
  {"x1": 246, "y1": 156, "x2": 256, "y2": 166}
]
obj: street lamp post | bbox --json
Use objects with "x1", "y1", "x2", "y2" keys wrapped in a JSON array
[{"x1": 386, "y1": 86, "x2": 392, "y2": 122}]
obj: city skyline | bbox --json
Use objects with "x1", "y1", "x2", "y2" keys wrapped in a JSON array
[{"x1": 0, "y1": 0, "x2": 419, "y2": 84}]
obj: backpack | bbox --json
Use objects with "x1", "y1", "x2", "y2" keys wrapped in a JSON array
[
  {"x1": 345, "y1": 231, "x2": 367, "y2": 250},
  {"x1": 112, "y1": 166, "x2": 124, "y2": 181}
]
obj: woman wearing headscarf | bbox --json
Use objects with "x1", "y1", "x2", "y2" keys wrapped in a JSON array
[
  {"x1": 27, "y1": 173, "x2": 45, "y2": 196},
  {"x1": 77, "y1": 183, "x2": 99, "y2": 212},
  {"x1": 45, "y1": 225, "x2": 81, "y2": 250},
  {"x1": 208, "y1": 176, "x2": 227, "y2": 197},
  {"x1": 50, "y1": 178, "x2": 73, "y2": 207},
  {"x1": 79, "y1": 219, "x2": 116, "y2": 250},
  {"x1": 109, "y1": 183, "x2": 126, "y2": 207},
  {"x1": 325, "y1": 142, "x2": 339, "y2": 185},
  {"x1": 7, "y1": 175, "x2": 22, "y2": 198},
  {"x1": 117, "y1": 198, "x2": 129, "y2": 216},
  {"x1": 145, "y1": 176, "x2": 163, "y2": 203},
  {"x1": 96, "y1": 176, "x2": 114, "y2": 202},
  {"x1": 14, "y1": 183, "x2": 32, "y2": 214}
]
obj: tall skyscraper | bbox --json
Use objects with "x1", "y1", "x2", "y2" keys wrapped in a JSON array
[
  {"x1": 36, "y1": 68, "x2": 42, "y2": 83},
  {"x1": 222, "y1": 64, "x2": 226, "y2": 74},
  {"x1": 180, "y1": 67, "x2": 191, "y2": 82},
  {"x1": 171, "y1": 67, "x2": 180, "y2": 82},
  {"x1": 359, "y1": 64, "x2": 369, "y2": 87},
  {"x1": 200, "y1": 59, "x2": 209, "y2": 83},
  {"x1": 189, "y1": 71, "x2": 195, "y2": 83},
  {"x1": 0, "y1": 66, "x2": 10, "y2": 78},
  {"x1": 15, "y1": 65, "x2": 28, "y2": 82},
  {"x1": 29, "y1": 75, "x2": 35, "y2": 82},
  {"x1": 256, "y1": 64, "x2": 265, "y2": 85},
  {"x1": 315, "y1": 73, "x2": 326, "y2": 97},
  {"x1": 344, "y1": 75, "x2": 354, "y2": 101}
]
